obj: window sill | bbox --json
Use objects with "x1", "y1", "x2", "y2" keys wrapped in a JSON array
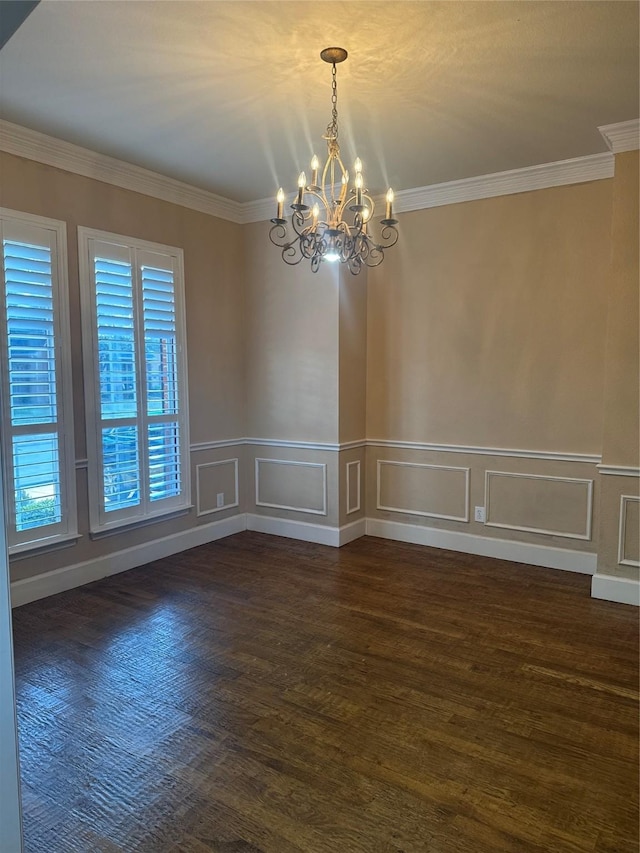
[
  {"x1": 9, "y1": 532, "x2": 81, "y2": 560},
  {"x1": 89, "y1": 505, "x2": 194, "y2": 540}
]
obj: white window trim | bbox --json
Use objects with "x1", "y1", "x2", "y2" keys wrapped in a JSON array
[
  {"x1": 0, "y1": 208, "x2": 78, "y2": 555},
  {"x1": 78, "y1": 226, "x2": 191, "y2": 535}
]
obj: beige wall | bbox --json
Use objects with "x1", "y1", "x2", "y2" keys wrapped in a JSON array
[
  {"x1": 597, "y1": 150, "x2": 640, "y2": 580},
  {"x1": 1, "y1": 152, "x2": 245, "y2": 583},
  {"x1": 339, "y1": 267, "x2": 367, "y2": 444},
  {"x1": 243, "y1": 221, "x2": 339, "y2": 443},
  {"x1": 601, "y1": 151, "x2": 639, "y2": 466},
  {"x1": 2, "y1": 144, "x2": 639, "y2": 597},
  {"x1": 366, "y1": 181, "x2": 613, "y2": 451}
]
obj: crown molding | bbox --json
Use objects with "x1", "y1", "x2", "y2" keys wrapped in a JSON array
[
  {"x1": 387, "y1": 152, "x2": 614, "y2": 215},
  {"x1": 598, "y1": 119, "x2": 640, "y2": 154},
  {"x1": 0, "y1": 119, "x2": 243, "y2": 223},
  {"x1": 1, "y1": 119, "x2": 617, "y2": 225},
  {"x1": 242, "y1": 152, "x2": 614, "y2": 223}
]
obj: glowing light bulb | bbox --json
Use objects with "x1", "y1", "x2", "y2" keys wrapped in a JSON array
[
  {"x1": 295, "y1": 172, "x2": 307, "y2": 207},
  {"x1": 310, "y1": 155, "x2": 320, "y2": 186},
  {"x1": 312, "y1": 203, "x2": 319, "y2": 225},
  {"x1": 275, "y1": 187, "x2": 284, "y2": 219},
  {"x1": 385, "y1": 188, "x2": 394, "y2": 220},
  {"x1": 325, "y1": 235, "x2": 340, "y2": 263},
  {"x1": 355, "y1": 173, "x2": 363, "y2": 190},
  {"x1": 354, "y1": 157, "x2": 363, "y2": 174},
  {"x1": 362, "y1": 207, "x2": 370, "y2": 222}
]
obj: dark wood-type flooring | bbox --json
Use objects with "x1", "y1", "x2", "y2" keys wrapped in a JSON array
[{"x1": 12, "y1": 532, "x2": 640, "y2": 853}]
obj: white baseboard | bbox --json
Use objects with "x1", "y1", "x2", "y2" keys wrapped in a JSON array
[
  {"x1": 10, "y1": 514, "x2": 246, "y2": 608},
  {"x1": 591, "y1": 574, "x2": 640, "y2": 607},
  {"x1": 365, "y1": 518, "x2": 597, "y2": 575},
  {"x1": 12, "y1": 511, "x2": 618, "y2": 608},
  {"x1": 245, "y1": 513, "x2": 354, "y2": 547},
  {"x1": 339, "y1": 518, "x2": 367, "y2": 545}
]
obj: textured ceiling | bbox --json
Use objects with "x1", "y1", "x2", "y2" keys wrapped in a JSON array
[{"x1": 0, "y1": 1, "x2": 638, "y2": 203}]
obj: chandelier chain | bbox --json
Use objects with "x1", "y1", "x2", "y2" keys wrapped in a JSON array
[{"x1": 327, "y1": 63, "x2": 338, "y2": 142}]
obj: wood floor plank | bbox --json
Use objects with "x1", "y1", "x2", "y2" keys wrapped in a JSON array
[{"x1": 12, "y1": 532, "x2": 639, "y2": 852}]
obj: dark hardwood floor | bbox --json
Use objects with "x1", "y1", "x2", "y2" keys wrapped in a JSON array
[{"x1": 11, "y1": 532, "x2": 639, "y2": 853}]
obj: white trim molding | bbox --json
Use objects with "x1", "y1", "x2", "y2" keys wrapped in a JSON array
[
  {"x1": 241, "y1": 154, "x2": 614, "y2": 222},
  {"x1": 597, "y1": 464, "x2": 640, "y2": 478},
  {"x1": 591, "y1": 574, "x2": 640, "y2": 607},
  {"x1": 366, "y1": 518, "x2": 596, "y2": 575},
  {"x1": 484, "y1": 471, "x2": 593, "y2": 541},
  {"x1": 190, "y1": 438, "x2": 366, "y2": 453},
  {"x1": 598, "y1": 119, "x2": 640, "y2": 154},
  {"x1": 246, "y1": 514, "x2": 365, "y2": 547},
  {"x1": 190, "y1": 439, "x2": 244, "y2": 452},
  {"x1": 367, "y1": 439, "x2": 600, "y2": 465},
  {"x1": 190, "y1": 438, "x2": 602, "y2": 463},
  {"x1": 247, "y1": 437, "x2": 341, "y2": 452},
  {"x1": 10, "y1": 513, "x2": 246, "y2": 608},
  {"x1": 346, "y1": 460, "x2": 361, "y2": 515},
  {"x1": 195, "y1": 458, "x2": 240, "y2": 517},
  {"x1": 254, "y1": 458, "x2": 328, "y2": 516},
  {"x1": 618, "y1": 495, "x2": 640, "y2": 568},
  {"x1": 387, "y1": 153, "x2": 614, "y2": 215},
  {"x1": 1, "y1": 119, "x2": 617, "y2": 226},
  {"x1": 0, "y1": 119, "x2": 242, "y2": 224},
  {"x1": 377, "y1": 460, "x2": 470, "y2": 523}
]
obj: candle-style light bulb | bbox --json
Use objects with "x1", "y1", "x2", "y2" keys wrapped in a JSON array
[
  {"x1": 311, "y1": 155, "x2": 320, "y2": 187},
  {"x1": 385, "y1": 188, "x2": 394, "y2": 220},
  {"x1": 312, "y1": 203, "x2": 319, "y2": 226},
  {"x1": 296, "y1": 172, "x2": 306, "y2": 206},
  {"x1": 361, "y1": 206, "x2": 370, "y2": 232},
  {"x1": 276, "y1": 187, "x2": 284, "y2": 220},
  {"x1": 354, "y1": 171, "x2": 363, "y2": 206},
  {"x1": 354, "y1": 157, "x2": 363, "y2": 174}
]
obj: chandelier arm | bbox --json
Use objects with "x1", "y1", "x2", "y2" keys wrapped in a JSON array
[{"x1": 379, "y1": 224, "x2": 400, "y2": 248}]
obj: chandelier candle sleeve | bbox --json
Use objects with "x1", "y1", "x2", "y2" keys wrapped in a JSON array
[
  {"x1": 311, "y1": 155, "x2": 320, "y2": 188},
  {"x1": 268, "y1": 47, "x2": 399, "y2": 274},
  {"x1": 355, "y1": 172, "x2": 363, "y2": 207},
  {"x1": 386, "y1": 189, "x2": 394, "y2": 221},
  {"x1": 296, "y1": 172, "x2": 306, "y2": 207}
]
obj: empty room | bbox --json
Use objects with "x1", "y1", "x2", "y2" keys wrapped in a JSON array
[{"x1": 0, "y1": 1, "x2": 638, "y2": 851}]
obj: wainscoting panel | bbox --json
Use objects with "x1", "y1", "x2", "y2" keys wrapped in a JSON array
[
  {"x1": 485, "y1": 471, "x2": 593, "y2": 540},
  {"x1": 346, "y1": 460, "x2": 361, "y2": 515},
  {"x1": 255, "y1": 458, "x2": 327, "y2": 516},
  {"x1": 377, "y1": 461, "x2": 469, "y2": 522},
  {"x1": 618, "y1": 495, "x2": 640, "y2": 567},
  {"x1": 196, "y1": 458, "x2": 239, "y2": 517}
]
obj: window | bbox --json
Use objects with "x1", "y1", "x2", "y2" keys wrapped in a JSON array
[
  {"x1": 78, "y1": 228, "x2": 190, "y2": 533},
  {"x1": 0, "y1": 210, "x2": 76, "y2": 553}
]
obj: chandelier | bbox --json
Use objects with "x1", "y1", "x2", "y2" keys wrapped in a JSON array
[{"x1": 269, "y1": 47, "x2": 399, "y2": 275}]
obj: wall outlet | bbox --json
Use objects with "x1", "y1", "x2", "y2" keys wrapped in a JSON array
[
  {"x1": 216, "y1": 492, "x2": 224, "y2": 508},
  {"x1": 474, "y1": 506, "x2": 486, "y2": 523}
]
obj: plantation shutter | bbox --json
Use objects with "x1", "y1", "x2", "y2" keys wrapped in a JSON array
[
  {"x1": 80, "y1": 231, "x2": 189, "y2": 533},
  {"x1": 0, "y1": 214, "x2": 76, "y2": 551}
]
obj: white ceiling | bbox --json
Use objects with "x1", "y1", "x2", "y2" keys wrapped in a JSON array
[{"x1": 0, "y1": 1, "x2": 638, "y2": 203}]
